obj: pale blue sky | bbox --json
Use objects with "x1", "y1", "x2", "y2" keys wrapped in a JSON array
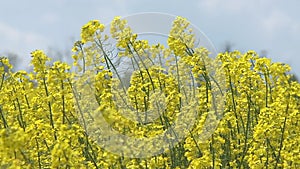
[{"x1": 0, "y1": 0, "x2": 299, "y2": 75}]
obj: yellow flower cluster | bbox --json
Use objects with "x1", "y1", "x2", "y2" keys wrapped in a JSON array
[
  {"x1": 168, "y1": 16, "x2": 195, "y2": 57},
  {"x1": 80, "y1": 20, "x2": 105, "y2": 44},
  {"x1": 0, "y1": 16, "x2": 299, "y2": 168}
]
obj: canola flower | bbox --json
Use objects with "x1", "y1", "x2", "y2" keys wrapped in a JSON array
[{"x1": 0, "y1": 16, "x2": 299, "y2": 168}]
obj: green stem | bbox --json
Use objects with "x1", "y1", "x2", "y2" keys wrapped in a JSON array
[
  {"x1": 35, "y1": 138, "x2": 42, "y2": 169},
  {"x1": 0, "y1": 71, "x2": 5, "y2": 91},
  {"x1": 274, "y1": 99, "x2": 289, "y2": 169},
  {"x1": 0, "y1": 106, "x2": 8, "y2": 128}
]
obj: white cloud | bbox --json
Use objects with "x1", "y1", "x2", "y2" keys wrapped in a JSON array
[
  {"x1": 94, "y1": 0, "x2": 134, "y2": 24},
  {"x1": 0, "y1": 22, "x2": 48, "y2": 52},
  {"x1": 41, "y1": 13, "x2": 60, "y2": 24},
  {"x1": 198, "y1": 0, "x2": 248, "y2": 13},
  {"x1": 197, "y1": 0, "x2": 300, "y2": 38},
  {"x1": 0, "y1": 22, "x2": 49, "y2": 69},
  {"x1": 0, "y1": 22, "x2": 20, "y2": 40},
  {"x1": 261, "y1": 10, "x2": 300, "y2": 37}
]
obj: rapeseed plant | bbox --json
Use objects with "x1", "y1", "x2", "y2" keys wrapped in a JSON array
[{"x1": 0, "y1": 16, "x2": 299, "y2": 168}]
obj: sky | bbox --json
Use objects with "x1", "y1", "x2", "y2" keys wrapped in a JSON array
[{"x1": 0, "y1": 0, "x2": 299, "y2": 75}]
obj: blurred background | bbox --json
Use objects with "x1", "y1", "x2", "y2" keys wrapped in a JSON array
[{"x1": 0, "y1": 0, "x2": 299, "y2": 77}]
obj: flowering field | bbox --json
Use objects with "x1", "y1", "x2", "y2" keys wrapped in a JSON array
[{"x1": 0, "y1": 16, "x2": 300, "y2": 168}]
